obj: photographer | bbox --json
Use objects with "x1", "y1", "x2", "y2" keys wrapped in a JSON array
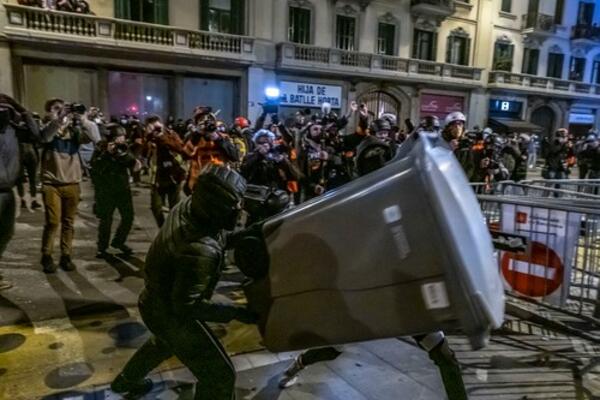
[
  {"x1": 300, "y1": 122, "x2": 334, "y2": 200},
  {"x1": 0, "y1": 94, "x2": 40, "y2": 290},
  {"x1": 183, "y1": 112, "x2": 239, "y2": 195},
  {"x1": 146, "y1": 115, "x2": 187, "y2": 228},
  {"x1": 39, "y1": 98, "x2": 95, "y2": 273},
  {"x1": 241, "y1": 129, "x2": 301, "y2": 193},
  {"x1": 542, "y1": 128, "x2": 570, "y2": 179},
  {"x1": 91, "y1": 124, "x2": 141, "y2": 258}
]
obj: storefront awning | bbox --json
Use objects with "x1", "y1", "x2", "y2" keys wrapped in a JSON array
[{"x1": 488, "y1": 118, "x2": 543, "y2": 134}]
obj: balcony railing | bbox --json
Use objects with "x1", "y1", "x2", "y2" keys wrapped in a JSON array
[
  {"x1": 572, "y1": 24, "x2": 600, "y2": 41},
  {"x1": 279, "y1": 43, "x2": 483, "y2": 83},
  {"x1": 411, "y1": 0, "x2": 454, "y2": 6},
  {"x1": 521, "y1": 12, "x2": 556, "y2": 33},
  {"x1": 2, "y1": 4, "x2": 254, "y2": 59},
  {"x1": 489, "y1": 71, "x2": 600, "y2": 97}
]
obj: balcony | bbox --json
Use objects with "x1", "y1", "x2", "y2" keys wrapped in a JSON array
[
  {"x1": 1, "y1": 4, "x2": 255, "y2": 63},
  {"x1": 410, "y1": 0, "x2": 455, "y2": 23},
  {"x1": 521, "y1": 12, "x2": 557, "y2": 40},
  {"x1": 278, "y1": 42, "x2": 484, "y2": 87},
  {"x1": 571, "y1": 24, "x2": 600, "y2": 44},
  {"x1": 488, "y1": 71, "x2": 600, "y2": 99}
]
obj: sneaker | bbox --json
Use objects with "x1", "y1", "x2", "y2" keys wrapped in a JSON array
[
  {"x1": 20, "y1": 199, "x2": 27, "y2": 209},
  {"x1": 111, "y1": 374, "x2": 153, "y2": 397},
  {"x1": 31, "y1": 200, "x2": 42, "y2": 210},
  {"x1": 278, "y1": 358, "x2": 304, "y2": 389},
  {"x1": 59, "y1": 255, "x2": 76, "y2": 271},
  {"x1": 41, "y1": 255, "x2": 57, "y2": 274},
  {"x1": 112, "y1": 243, "x2": 133, "y2": 255}
]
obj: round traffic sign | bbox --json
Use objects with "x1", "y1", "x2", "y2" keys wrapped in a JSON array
[{"x1": 501, "y1": 241, "x2": 564, "y2": 297}]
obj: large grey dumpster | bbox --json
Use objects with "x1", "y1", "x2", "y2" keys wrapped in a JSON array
[{"x1": 243, "y1": 134, "x2": 504, "y2": 352}]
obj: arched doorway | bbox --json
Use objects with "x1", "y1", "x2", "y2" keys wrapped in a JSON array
[
  {"x1": 530, "y1": 106, "x2": 555, "y2": 138},
  {"x1": 357, "y1": 90, "x2": 401, "y2": 120}
]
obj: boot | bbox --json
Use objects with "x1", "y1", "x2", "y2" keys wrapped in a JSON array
[
  {"x1": 59, "y1": 255, "x2": 77, "y2": 272},
  {"x1": 428, "y1": 339, "x2": 468, "y2": 400},
  {"x1": 41, "y1": 255, "x2": 57, "y2": 274},
  {"x1": 111, "y1": 373, "x2": 153, "y2": 399}
]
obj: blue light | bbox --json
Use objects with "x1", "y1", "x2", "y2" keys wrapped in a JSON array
[{"x1": 265, "y1": 87, "x2": 280, "y2": 99}]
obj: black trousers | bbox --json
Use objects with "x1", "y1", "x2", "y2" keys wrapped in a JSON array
[
  {"x1": 0, "y1": 191, "x2": 16, "y2": 258},
  {"x1": 16, "y1": 146, "x2": 38, "y2": 199},
  {"x1": 96, "y1": 189, "x2": 134, "y2": 251},
  {"x1": 150, "y1": 185, "x2": 181, "y2": 228},
  {"x1": 119, "y1": 292, "x2": 236, "y2": 400}
]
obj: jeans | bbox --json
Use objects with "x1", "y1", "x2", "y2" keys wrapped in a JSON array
[
  {"x1": 0, "y1": 191, "x2": 16, "y2": 258},
  {"x1": 41, "y1": 183, "x2": 80, "y2": 257}
]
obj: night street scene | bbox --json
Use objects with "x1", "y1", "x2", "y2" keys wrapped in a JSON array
[{"x1": 5, "y1": 1, "x2": 600, "y2": 400}]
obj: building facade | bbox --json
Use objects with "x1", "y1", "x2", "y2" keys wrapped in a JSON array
[{"x1": 0, "y1": 0, "x2": 599, "y2": 136}]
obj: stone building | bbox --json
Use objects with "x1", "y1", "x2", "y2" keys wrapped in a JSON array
[{"x1": 0, "y1": 0, "x2": 599, "y2": 136}]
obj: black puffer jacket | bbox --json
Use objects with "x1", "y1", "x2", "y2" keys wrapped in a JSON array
[{"x1": 141, "y1": 169, "x2": 250, "y2": 323}]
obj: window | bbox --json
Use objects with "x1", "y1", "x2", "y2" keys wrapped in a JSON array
[
  {"x1": 288, "y1": 6, "x2": 311, "y2": 44},
  {"x1": 492, "y1": 42, "x2": 514, "y2": 71},
  {"x1": 200, "y1": 0, "x2": 245, "y2": 35},
  {"x1": 547, "y1": 52, "x2": 564, "y2": 78},
  {"x1": 577, "y1": 1, "x2": 595, "y2": 25},
  {"x1": 554, "y1": 0, "x2": 564, "y2": 24},
  {"x1": 115, "y1": 0, "x2": 169, "y2": 25},
  {"x1": 413, "y1": 29, "x2": 437, "y2": 61},
  {"x1": 446, "y1": 35, "x2": 470, "y2": 65},
  {"x1": 377, "y1": 23, "x2": 395, "y2": 56},
  {"x1": 592, "y1": 61, "x2": 600, "y2": 84},
  {"x1": 501, "y1": 0, "x2": 511, "y2": 13},
  {"x1": 528, "y1": 0, "x2": 539, "y2": 13},
  {"x1": 521, "y1": 48, "x2": 539, "y2": 75},
  {"x1": 336, "y1": 15, "x2": 356, "y2": 51},
  {"x1": 570, "y1": 57, "x2": 586, "y2": 81}
]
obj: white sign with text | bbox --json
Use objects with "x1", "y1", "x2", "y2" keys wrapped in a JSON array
[{"x1": 279, "y1": 81, "x2": 342, "y2": 109}]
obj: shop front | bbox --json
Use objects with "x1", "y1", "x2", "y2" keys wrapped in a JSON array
[
  {"x1": 22, "y1": 63, "x2": 241, "y2": 122},
  {"x1": 419, "y1": 91, "x2": 466, "y2": 124},
  {"x1": 488, "y1": 98, "x2": 542, "y2": 135},
  {"x1": 568, "y1": 109, "x2": 596, "y2": 137}
]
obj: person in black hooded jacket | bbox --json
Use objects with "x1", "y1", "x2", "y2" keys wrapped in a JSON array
[
  {"x1": 0, "y1": 94, "x2": 39, "y2": 290},
  {"x1": 111, "y1": 165, "x2": 257, "y2": 400}
]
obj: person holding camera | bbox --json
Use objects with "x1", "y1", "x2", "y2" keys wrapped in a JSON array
[
  {"x1": 91, "y1": 124, "x2": 141, "y2": 258},
  {"x1": 39, "y1": 98, "x2": 95, "y2": 273},
  {"x1": 0, "y1": 94, "x2": 40, "y2": 290},
  {"x1": 182, "y1": 112, "x2": 239, "y2": 195},
  {"x1": 241, "y1": 129, "x2": 301, "y2": 193},
  {"x1": 145, "y1": 115, "x2": 188, "y2": 227}
]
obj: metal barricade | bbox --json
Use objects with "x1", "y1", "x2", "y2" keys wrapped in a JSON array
[
  {"x1": 478, "y1": 195, "x2": 600, "y2": 325},
  {"x1": 521, "y1": 179, "x2": 600, "y2": 195},
  {"x1": 472, "y1": 180, "x2": 600, "y2": 199}
]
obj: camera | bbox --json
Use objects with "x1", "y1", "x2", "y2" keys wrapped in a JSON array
[{"x1": 65, "y1": 103, "x2": 87, "y2": 115}]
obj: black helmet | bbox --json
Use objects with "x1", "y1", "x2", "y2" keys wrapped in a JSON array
[
  {"x1": 191, "y1": 165, "x2": 247, "y2": 230},
  {"x1": 355, "y1": 136, "x2": 394, "y2": 176}
]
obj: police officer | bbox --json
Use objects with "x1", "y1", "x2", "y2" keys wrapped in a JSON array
[
  {"x1": 91, "y1": 124, "x2": 140, "y2": 258},
  {"x1": 111, "y1": 165, "x2": 257, "y2": 399}
]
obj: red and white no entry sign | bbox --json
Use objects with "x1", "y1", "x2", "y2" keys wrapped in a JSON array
[{"x1": 501, "y1": 241, "x2": 564, "y2": 297}]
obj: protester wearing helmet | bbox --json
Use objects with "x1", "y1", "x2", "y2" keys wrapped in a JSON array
[
  {"x1": 542, "y1": 128, "x2": 570, "y2": 179},
  {"x1": 441, "y1": 111, "x2": 475, "y2": 179},
  {"x1": 111, "y1": 166, "x2": 257, "y2": 399}
]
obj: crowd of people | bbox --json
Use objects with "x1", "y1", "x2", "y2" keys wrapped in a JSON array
[
  {"x1": 3, "y1": 90, "x2": 600, "y2": 400},
  {"x1": 3, "y1": 92, "x2": 600, "y2": 274}
]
